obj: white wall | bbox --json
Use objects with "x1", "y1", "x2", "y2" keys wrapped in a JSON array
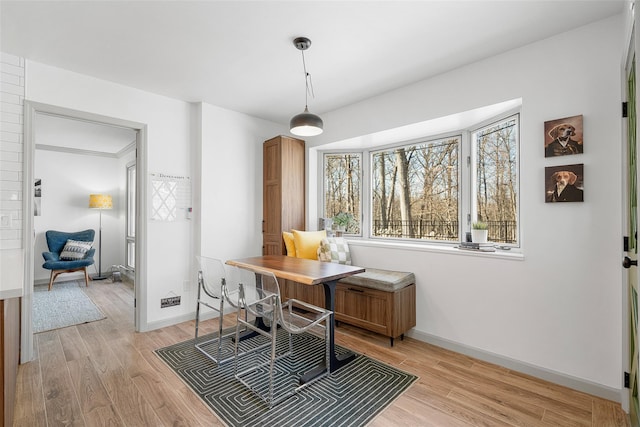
[
  {"x1": 0, "y1": 52, "x2": 25, "y2": 298},
  {"x1": 176, "y1": 102, "x2": 283, "y2": 316},
  {"x1": 25, "y1": 61, "x2": 192, "y2": 328},
  {"x1": 309, "y1": 15, "x2": 624, "y2": 395},
  {"x1": 33, "y1": 149, "x2": 126, "y2": 282},
  {"x1": 198, "y1": 102, "x2": 284, "y2": 263}
]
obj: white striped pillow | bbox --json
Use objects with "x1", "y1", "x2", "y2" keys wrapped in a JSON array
[{"x1": 60, "y1": 239, "x2": 93, "y2": 260}]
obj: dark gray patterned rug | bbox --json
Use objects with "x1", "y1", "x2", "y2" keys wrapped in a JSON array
[{"x1": 155, "y1": 329, "x2": 417, "y2": 426}]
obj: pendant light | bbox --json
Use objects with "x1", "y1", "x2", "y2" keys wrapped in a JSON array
[{"x1": 290, "y1": 37, "x2": 324, "y2": 137}]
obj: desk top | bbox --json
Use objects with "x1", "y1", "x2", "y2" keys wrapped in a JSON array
[{"x1": 226, "y1": 255, "x2": 365, "y2": 285}]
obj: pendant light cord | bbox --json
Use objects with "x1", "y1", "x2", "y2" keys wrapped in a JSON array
[{"x1": 301, "y1": 49, "x2": 315, "y2": 108}]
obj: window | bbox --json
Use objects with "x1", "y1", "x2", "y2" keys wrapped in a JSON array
[
  {"x1": 323, "y1": 153, "x2": 361, "y2": 234},
  {"x1": 472, "y1": 115, "x2": 519, "y2": 244},
  {"x1": 321, "y1": 111, "x2": 520, "y2": 246},
  {"x1": 372, "y1": 137, "x2": 459, "y2": 241}
]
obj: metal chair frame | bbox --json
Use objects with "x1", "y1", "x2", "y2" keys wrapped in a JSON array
[
  {"x1": 194, "y1": 256, "x2": 245, "y2": 365},
  {"x1": 232, "y1": 266, "x2": 332, "y2": 408}
]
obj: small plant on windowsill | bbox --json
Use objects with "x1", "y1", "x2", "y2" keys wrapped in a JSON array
[
  {"x1": 332, "y1": 212, "x2": 354, "y2": 232},
  {"x1": 471, "y1": 221, "x2": 489, "y2": 243}
]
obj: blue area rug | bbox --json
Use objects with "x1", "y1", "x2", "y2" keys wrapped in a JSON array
[
  {"x1": 32, "y1": 280, "x2": 106, "y2": 333},
  {"x1": 155, "y1": 329, "x2": 417, "y2": 426}
]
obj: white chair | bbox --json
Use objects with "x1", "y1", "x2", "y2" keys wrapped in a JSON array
[
  {"x1": 232, "y1": 265, "x2": 333, "y2": 408},
  {"x1": 194, "y1": 256, "x2": 242, "y2": 365}
]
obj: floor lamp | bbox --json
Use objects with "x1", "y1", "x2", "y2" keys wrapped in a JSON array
[{"x1": 89, "y1": 194, "x2": 112, "y2": 280}]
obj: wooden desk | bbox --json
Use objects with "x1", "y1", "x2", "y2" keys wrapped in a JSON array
[{"x1": 226, "y1": 255, "x2": 364, "y2": 379}]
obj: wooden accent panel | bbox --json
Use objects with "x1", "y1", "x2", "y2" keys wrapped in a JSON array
[
  {"x1": 1, "y1": 297, "x2": 20, "y2": 427},
  {"x1": 293, "y1": 281, "x2": 325, "y2": 307},
  {"x1": 262, "y1": 135, "x2": 305, "y2": 255},
  {"x1": 279, "y1": 279, "x2": 324, "y2": 307}
]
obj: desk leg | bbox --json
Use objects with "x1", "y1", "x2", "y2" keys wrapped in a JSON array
[{"x1": 300, "y1": 279, "x2": 356, "y2": 384}]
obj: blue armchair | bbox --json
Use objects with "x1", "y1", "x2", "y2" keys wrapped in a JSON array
[{"x1": 42, "y1": 229, "x2": 95, "y2": 291}]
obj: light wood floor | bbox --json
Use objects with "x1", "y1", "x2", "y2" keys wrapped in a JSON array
[{"x1": 13, "y1": 279, "x2": 629, "y2": 426}]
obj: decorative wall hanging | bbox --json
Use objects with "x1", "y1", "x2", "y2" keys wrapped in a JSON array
[
  {"x1": 544, "y1": 114, "x2": 584, "y2": 157},
  {"x1": 545, "y1": 163, "x2": 584, "y2": 203},
  {"x1": 34, "y1": 178, "x2": 42, "y2": 216}
]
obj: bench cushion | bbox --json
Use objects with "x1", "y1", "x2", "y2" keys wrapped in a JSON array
[{"x1": 338, "y1": 268, "x2": 415, "y2": 292}]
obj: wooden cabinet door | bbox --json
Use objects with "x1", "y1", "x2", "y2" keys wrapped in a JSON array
[
  {"x1": 262, "y1": 135, "x2": 305, "y2": 255},
  {"x1": 263, "y1": 138, "x2": 283, "y2": 255}
]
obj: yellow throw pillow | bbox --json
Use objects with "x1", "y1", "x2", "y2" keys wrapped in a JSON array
[
  {"x1": 282, "y1": 231, "x2": 296, "y2": 257},
  {"x1": 292, "y1": 229, "x2": 327, "y2": 260}
]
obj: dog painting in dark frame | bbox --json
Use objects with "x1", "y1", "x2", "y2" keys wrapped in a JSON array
[
  {"x1": 545, "y1": 164, "x2": 584, "y2": 203},
  {"x1": 544, "y1": 115, "x2": 584, "y2": 158}
]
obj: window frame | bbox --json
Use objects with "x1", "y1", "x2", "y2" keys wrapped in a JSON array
[
  {"x1": 319, "y1": 108, "x2": 521, "y2": 248},
  {"x1": 368, "y1": 133, "x2": 462, "y2": 244},
  {"x1": 469, "y1": 112, "x2": 520, "y2": 247},
  {"x1": 321, "y1": 151, "x2": 364, "y2": 236}
]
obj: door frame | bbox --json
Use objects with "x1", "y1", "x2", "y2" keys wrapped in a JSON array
[
  {"x1": 21, "y1": 101, "x2": 149, "y2": 363},
  {"x1": 623, "y1": 17, "x2": 640, "y2": 416}
]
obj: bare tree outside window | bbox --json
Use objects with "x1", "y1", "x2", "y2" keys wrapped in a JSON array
[
  {"x1": 324, "y1": 153, "x2": 361, "y2": 234},
  {"x1": 321, "y1": 111, "x2": 520, "y2": 246},
  {"x1": 474, "y1": 115, "x2": 518, "y2": 244},
  {"x1": 372, "y1": 138, "x2": 460, "y2": 241}
]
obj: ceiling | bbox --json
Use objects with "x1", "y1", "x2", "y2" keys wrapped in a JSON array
[{"x1": 1, "y1": 1, "x2": 626, "y2": 130}]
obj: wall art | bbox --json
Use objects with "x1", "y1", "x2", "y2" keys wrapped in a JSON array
[
  {"x1": 544, "y1": 114, "x2": 583, "y2": 158},
  {"x1": 545, "y1": 164, "x2": 584, "y2": 203}
]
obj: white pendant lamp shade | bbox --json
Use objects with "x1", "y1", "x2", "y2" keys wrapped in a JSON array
[
  {"x1": 290, "y1": 37, "x2": 323, "y2": 137},
  {"x1": 290, "y1": 107, "x2": 324, "y2": 136}
]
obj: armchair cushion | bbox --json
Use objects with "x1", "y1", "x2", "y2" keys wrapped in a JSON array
[
  {"x1": 42, "y1": 229, "x2": 95, "y2": 270},
  {"x1": 60, "y1": 239, "x2": 93, "y2": 260}
]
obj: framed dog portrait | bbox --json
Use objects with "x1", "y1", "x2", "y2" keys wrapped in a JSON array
[
  {"x1": 545, "y1": 164, "x2": 584, "y2": 203},
  {"x1": 544, "y1": 114, "x2": 584, "y2": 157}
]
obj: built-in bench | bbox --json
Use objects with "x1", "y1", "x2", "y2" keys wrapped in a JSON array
[
  {"x1": 279, "y1": 231, "x2": 416, "y2": 346},
  {"x1": 335, "y1": 268, "x2": 416, "y2": 346}
]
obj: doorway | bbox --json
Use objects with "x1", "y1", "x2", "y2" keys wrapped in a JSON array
[{"x1": 22, "y1": 101, "x2": 148, "y2": 363}]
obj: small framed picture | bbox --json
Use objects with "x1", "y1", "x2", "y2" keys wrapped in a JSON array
[
  {"x1": 545, "y1": 164, "x2": 584, "y2": 203},
  {"x1": 544, "y1": 114, "x2": 583, "y2": 157},
  {"x1": 34, "y1": 178, "x2": 42, "y2": 216}
]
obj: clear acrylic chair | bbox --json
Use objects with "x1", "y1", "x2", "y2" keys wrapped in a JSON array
[
  {"x1": 194, "y1": 256, "x2": 242, "y2": 365},
  {"x1": 232, "y1": 265, "x2": 332, "y2": 408}
]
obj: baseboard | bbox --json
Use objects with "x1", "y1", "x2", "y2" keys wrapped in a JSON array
[
  {"x1": 146, "y1": 310, "x2": 222, "y2": 332},
  {"x1": 408, "y1": 329, "x2": 622, "y2": 403}
]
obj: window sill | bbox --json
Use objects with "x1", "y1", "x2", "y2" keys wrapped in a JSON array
[{"x1": 345, "y1": 238, "x2": 524, "y2": 261}]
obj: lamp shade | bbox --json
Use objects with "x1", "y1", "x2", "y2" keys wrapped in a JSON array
[
  {"x1": 290, "y1": 107, "x2": 324, "y2": 136},
  {"x1": 89, "y1": 194, "x2": 113, "y2": 209}
]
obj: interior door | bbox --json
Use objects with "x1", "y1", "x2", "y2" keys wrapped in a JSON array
[{"x1": 625, "y1": 49, "x2": 640, "y2": 426}]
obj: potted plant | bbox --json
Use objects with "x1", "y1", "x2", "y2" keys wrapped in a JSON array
[
  {"x1": 471, "y1": 221, "x2": 489, "y2": 243},
  {"x1": 332, "y1": 212, "x2": 354, "y2": 232}
]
